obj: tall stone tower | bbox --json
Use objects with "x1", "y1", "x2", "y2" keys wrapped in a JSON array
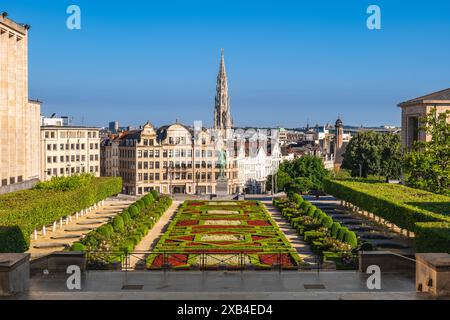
[
  {"x1": 213, "y1": 49, "x2": 233, "y2": 138},
  {"x1": 334, "y1": 117, "x2": 344, "y2": 170}
]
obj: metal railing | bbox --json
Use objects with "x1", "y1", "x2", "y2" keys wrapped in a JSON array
[{"x1": 84, "y1": 250, "x2": 310, "y2": 272}]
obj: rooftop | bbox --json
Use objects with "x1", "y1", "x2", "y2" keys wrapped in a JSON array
[
  {"x1": 41, "y1": 125, "x2": 100, "y2": 130},
  {"x1": 0, "y1": 12, "x2": 29, "y2": 35},
  {"x1": 398, "y1": 88, "x2": 450, "y2": 107}
]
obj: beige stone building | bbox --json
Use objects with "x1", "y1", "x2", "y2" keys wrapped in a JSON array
[
  {"x1": 103, "y1": 122, "x2": 239, "y2": 195},
  {"x1": 398, "y1": 88, "x2": 450, "y2": 149},
  {"x1": 40, "y1": 126, "x2": 101, "y2": 181},
  {"x1": 100, "y1": 134, "x2": 120, "y2": 177},
  {"x1": 0, "y1": 13, "x2": 41, "y2": 194}
]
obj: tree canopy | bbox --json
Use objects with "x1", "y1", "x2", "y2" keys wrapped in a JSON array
[
  {"x1": 404, "y1": 108, "x2": 450, "y2": 196},
  {"x1": 342, "y1": 131, "x2": 402, "y2": 181},
  {"x1": 266, "y1": 155, "x2": 328, "y2": 194}
]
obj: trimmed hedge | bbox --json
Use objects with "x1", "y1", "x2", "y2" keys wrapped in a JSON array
[
  {"x1": 0, "y1": 177, "x2": 122, "y2": 252},
  {"x1": 323, "y1": 179, "x2": 450, "y2": 231},
  {"x1": 414, "y1": 222, "x2": 450, "y2": 253},
  {"x1": 324, "y1": 178, "x2": 450, "y2": 253}
]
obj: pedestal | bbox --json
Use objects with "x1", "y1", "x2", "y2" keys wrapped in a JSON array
[
  {"x1": 215, "y1": 177, "x2": 229, "y2": 196},
  {"x1": 0, "y1": 253, "x2": 30, "y2": 296},
  {"x1": 416, "y1": 253, "x2": 450, "y2": 296}
]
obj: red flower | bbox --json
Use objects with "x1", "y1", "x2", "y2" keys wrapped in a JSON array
[
  {"x1": 248, "y1": 220, "x2": 271, "y2": 226},
  {"x1": 252, "y1": 235, "x2": 271, "y2": 241},
  {"x1": 151, "y1": 254, "x2": 188, "y2": 267},
  {"x1": 176, "y1": 220, "x2": 199, "y2": 226},
  {"x1": 259, "y1": 254, "x2": 294, "y2": 266}
]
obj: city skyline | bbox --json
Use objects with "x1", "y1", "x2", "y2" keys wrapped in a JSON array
[{"x1": 2, "y1": 0, "x2": 450, "y2": 128}]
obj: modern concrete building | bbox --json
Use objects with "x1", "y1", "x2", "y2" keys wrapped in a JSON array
[
  {"x1": 108, "y1": 121, "x2": 119, "y2": 134},
  {"x1": 398, "y1": 88, "x2": 450, "y2": 149},
  {"x1": 40, "y1": 126, "x2": 101, "y2": 181},
  {"x1": 0, "y1": 13, "x2": 41, "y2": 194}
]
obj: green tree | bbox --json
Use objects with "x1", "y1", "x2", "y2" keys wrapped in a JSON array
[
  {"x1": 267, "y1": 155, "x2": 328, "y2": 193},
  {"x1": 404, "y1": 108, "x2": 450, "y2": 195},
  {"x1": 285, "y1": 177, "x2": 314, "y2": 195},
  {"x1": 380, "y1": 134, "x2": 402, "y2": 182},
  {"x1": 342, "y1": 131, "x2": 401, "y2": 181}
]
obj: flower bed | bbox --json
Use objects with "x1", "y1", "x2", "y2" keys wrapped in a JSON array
[
  {"x1": 146, "y1": 200, "x2": 301, "y2": 270},
  {"x1": 273, "y1": 194, "x2": 359, "y2": 270}
]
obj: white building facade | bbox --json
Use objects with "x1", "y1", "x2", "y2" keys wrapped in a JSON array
[{"x1": 40, "y1": 126, "x2": 101, "y2": 181}]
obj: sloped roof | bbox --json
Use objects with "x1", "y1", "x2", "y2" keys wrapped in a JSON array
[{"x1": 398, "y1": 88, "x2": 450, "y2": 107}]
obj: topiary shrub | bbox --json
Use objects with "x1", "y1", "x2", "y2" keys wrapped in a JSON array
[
  {"x1": 136, "y1": 199, "x2": 145, "y2": 210},
  {"x1": 97, "y1": 224, "x2": 114, "y2": 239},
  {"x1": 82, "y1": 234, "x2": 100, "y2": 250},
  {"x1": 344, "y1": 230, "x2": 358, "y2": 248},
  {"x1": 70, "y1": 242, "x2": 86, "y2": 251},
  {"x1": 151, "y1": 189, "x2": 159, "y2": 200},
  {"x1": 129, "y1": 205, "x2": 139, "y2": 218},
  {"x1": 112, "y1": 216, "x2": 124, "y2": 232},
  {"x1": 321, "y1": 215, "x2": 333, "y2": 229},
  {"x1": 331, "y1": 222, "x2": 342, "y2": 238},
  {"x1": 121, "y1": 210, "x2": 131, "y2": 224},
  {"x1": 300, "y1": 201, "x2": 311, "y2": 212},
  {"x1": 306, "y1": 206, "x2": 316, "y2": 217},
  {"x1": 337, "y1": 227, "x2": 349, "y2": 242}
]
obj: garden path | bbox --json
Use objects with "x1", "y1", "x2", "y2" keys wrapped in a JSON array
[
  {"x1": 27, "y1": 194, "x2": 138, "y2": 259},
  {"x1": 127, "y1": 200, "x2": 182, "y2": 269},
  {"x1": 262, "y1": 201, "x2": 317, "y2": 266}
]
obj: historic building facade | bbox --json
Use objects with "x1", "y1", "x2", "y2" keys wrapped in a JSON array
[
  {"x1": 40, "y1": 126, "x2": 101, "y2": 181},
  {"x1": 237, "y1": 140, "x2": 281, "y2": 194},
  {"x1": 103, "y1": 122, "x2": 239, "y2": 195},
  {"x1": 398, "y1": 88, "x2": 450, "y2": 150},
  {"x1": 0, "y1": 13, "x2": 41, "y2": 194}
]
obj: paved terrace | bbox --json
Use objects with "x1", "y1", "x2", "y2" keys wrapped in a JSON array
[
  {"x1": 12, "y1": 270, "x2": 427, "y2": 300},
  {"x1": 27, "y1": 194, "x2": 138, "y2": 259},
  {"x1": 128, "y1": 201, "x2": 182, "y2": 269},
  {"x1": 261, "y1": 201, "x2": 317, "y2": 266}
]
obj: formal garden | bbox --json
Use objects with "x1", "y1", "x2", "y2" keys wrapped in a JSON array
[
  {"x1": 273, "y1": 193, "x2": 361, "y2": 270},
  {"x1": 146, "y1": 200, "x2": 302, "y2": 270},
  {"x1": 0, "y1": 174, "x2": 122, "y2": 253},
  {"x1": 69, "y1": 190, "x2": 173, "y2": 269}
]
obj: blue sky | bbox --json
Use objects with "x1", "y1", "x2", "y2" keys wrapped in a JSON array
[{"x1": 3, "y1": 0, "x2": 450, "y2": 128}]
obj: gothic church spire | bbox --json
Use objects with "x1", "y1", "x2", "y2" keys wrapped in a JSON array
[{"x1": 214, "y1": 49, "x2": 233, "y2": 133}]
